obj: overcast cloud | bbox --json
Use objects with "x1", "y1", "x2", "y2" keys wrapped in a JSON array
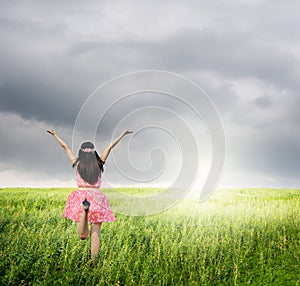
[{"x1": 0, "y1": 0, "x2": 299, "y2": 190}]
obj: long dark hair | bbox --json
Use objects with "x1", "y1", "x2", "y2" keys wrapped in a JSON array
[{"x1": 73, "y1": 142, "x2": 104, "y2": 185}]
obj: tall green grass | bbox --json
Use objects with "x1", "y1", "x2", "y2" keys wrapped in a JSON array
[{"x1": 0, "y1": 188, "x2": 299, "y2": 285}]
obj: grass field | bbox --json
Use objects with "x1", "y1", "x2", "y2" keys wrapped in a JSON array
[{"x1": 0, "y1": 188, "x2": 299, "y2": 285}]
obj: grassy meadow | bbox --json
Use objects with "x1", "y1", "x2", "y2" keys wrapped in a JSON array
[{"x1": 0, "y1": 187, "x2": 299, "y2": 285}]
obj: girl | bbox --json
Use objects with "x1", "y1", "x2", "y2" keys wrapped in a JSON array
[{"x1": 47, "y1": 129, "x2": 132, "y2": 261}]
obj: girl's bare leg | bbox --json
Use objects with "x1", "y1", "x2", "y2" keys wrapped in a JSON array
[
  {"x1": 78, "y1": 210, "x2": 89, "y2": 240},
  {"x1": 90, "y1": 223, "x2": 102, "y2": 261}
]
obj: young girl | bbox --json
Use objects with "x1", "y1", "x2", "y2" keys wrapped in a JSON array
[{"x1": 47, "y1": 129, "x2": 132, "y2": 261}]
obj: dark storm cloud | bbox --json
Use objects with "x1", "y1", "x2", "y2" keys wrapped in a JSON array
[
  {"x1": 252, "y1": 96, "x2": 273, "y2": 109},
  {"x1": 1, "y1": 29, "x2": 297, "y2": 132},
  {"x1": 0, "y1": 112, "x2": 74, "y2": 180},
  {"x1": 66, "y1": 26, "x2": 299, "y2": 91},
  {"x1": 0, "y1": 77, "x2": 81, "y2": 126},
  {"x1": 226, "y1": 124, "x2": 300, "y2": 186},
  {"x1": 1, "y1": 0, "x2": 299, "y2": 126},
  {"x1": 156, "y1": 29, "x2": 298, "y2": 90}
]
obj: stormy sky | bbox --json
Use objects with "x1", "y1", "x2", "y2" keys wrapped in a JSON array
[{"x1": 1, "y1": 0, "x2": 299, "y2": 191}]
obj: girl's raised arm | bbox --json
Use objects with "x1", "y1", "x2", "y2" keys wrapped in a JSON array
[
  {"x1": 47, "y1": 129, "x2": 76, "y2": 164},
  {"x1": 100, "y1": 129, "x2": 133, "y2": 162}
]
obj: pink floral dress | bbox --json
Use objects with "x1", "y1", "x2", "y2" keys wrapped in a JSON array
[{"x1": 63, "y1": 170, "x2": 116, "y2": 223}]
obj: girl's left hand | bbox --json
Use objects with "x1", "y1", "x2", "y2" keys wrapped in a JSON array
[{"x1": 47, "y1": 129, "x2": 56, "y2": 136}]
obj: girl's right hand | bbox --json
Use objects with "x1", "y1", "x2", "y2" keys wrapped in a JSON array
[
  {"x1": 122, "y1": 129, "x2": 133, "y2": 136},
  {"x1": 47, "y1": 129, "x2": 56, "y2": 136}
]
